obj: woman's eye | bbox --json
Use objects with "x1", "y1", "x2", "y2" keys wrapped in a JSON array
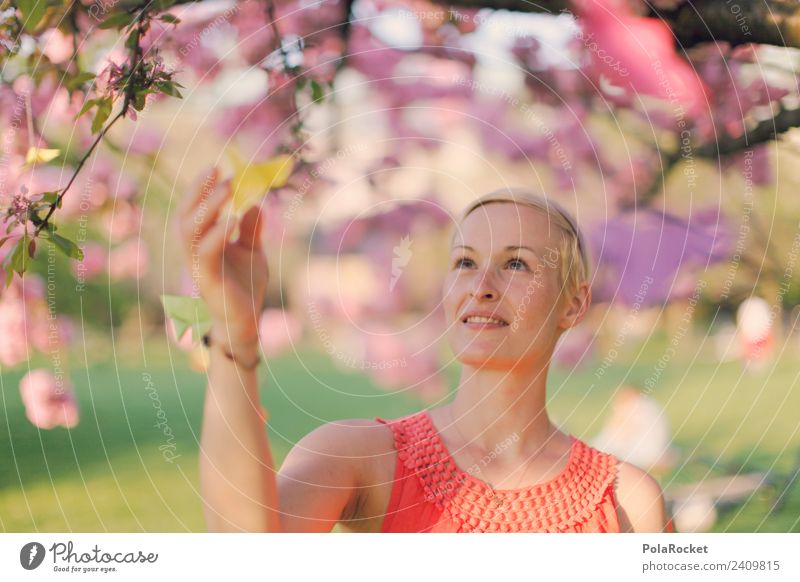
[
  {"x1": 454, "y1": 257, "x2": 474, "y2": 268},
  {"x1": 507, "y1": 258, "x2": 529, "y2": 271}
]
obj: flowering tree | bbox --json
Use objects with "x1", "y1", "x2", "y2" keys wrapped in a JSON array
[{"x1": 2, "y1": 0, "x2": 798, "y2": 424}]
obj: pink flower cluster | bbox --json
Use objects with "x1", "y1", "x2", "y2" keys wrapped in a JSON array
[{"x1": 19, "y1": 369, "x2": 80, "y2": 430}]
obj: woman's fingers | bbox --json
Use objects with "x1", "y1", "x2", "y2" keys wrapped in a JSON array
[
  {"x1": 237, "y1": 204, "x2": 263, "y2": 250},
  {"x1": 199, "y1": 215, "x2": 237, "y2": 273},
  {"x1": 187, "y1": 179, "x2": 233, "y2": 245},
  {"x1": 179, "y1": 167, "x2": 218, "y2": 220}
]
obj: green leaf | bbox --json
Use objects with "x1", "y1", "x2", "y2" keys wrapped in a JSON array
[
  {"x1": 66, "y1": 71, "x2": 96, "y2": 90},
  {"x1": 50, "y1": 233, "x2": 84, "y2": 260},
  {"x1": 155, "y1": 81, "x2": 182, "y2": 98},
  {"x1": 91, "y1": 97, "x2": 112, "y2": 133},
  {"x1": 160, "y1": 294, "x2": 212, "y2": 345},
  {"x1": 41, "y1": 191, "x2": 59, "y2": 205},
  {"x1": 132, "y1": 91, "x2": 147, "y2": 112},
  {"x1": 77, "y1": 98, "x2": 97, "y2": 119},
  {"x1": 125, "y1": 28, "x2": 140, "y2": 50},
  {"x1": 159, "y1": 14, "x2": 180, "y2": 24},
  {"x1": 310, "y1": 80, "x2": 325, "y2": 103},
  {"x1": 153, "y1": 0, "x2": 178, "y2": 10},
  {"x1": 99, "y1": 12, "x2": 135, "y2": 30},
  {"x1": 5, "y1": 235, "x2": 29, "y2": 276},
  {"x1": 18, "y1": 0, "x2": 47, "y2": 33}
]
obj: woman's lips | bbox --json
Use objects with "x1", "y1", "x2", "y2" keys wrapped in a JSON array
[{"x1": 462, "y1": 320, "x2": 509, "y2": 330}]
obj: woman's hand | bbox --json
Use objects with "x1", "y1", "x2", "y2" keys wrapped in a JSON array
[{"x1": 178, "y1": 168, "x2": 268, "y2": 347}]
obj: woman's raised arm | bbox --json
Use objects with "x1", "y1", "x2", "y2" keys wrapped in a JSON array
[{"x1": 178, "y1": 169, "x2": 364, "y2": 532}]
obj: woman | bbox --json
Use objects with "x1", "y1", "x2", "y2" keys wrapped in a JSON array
[{"x1": 179, "y1": 172, "x2": 673, "y2": 533}]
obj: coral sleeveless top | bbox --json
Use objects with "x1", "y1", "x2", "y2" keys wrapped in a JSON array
[{"x1": 375, "y1": 410, "x2": 673, "y2": 533}]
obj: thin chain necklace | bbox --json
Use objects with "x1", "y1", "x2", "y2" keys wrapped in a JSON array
[{"x1": 446, "y1": 406, "x2": 560, "y2": 511}]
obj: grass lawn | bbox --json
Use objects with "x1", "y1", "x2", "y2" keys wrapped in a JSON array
[{"x1": 1, "y1": 336, "x2": 798, "y2": 532}]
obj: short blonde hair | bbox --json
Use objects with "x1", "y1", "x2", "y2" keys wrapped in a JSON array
[{"x1": 452, "y1": 188, "x2": 591, "y2": 298}]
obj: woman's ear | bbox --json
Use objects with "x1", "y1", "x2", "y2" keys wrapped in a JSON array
[{"x1": 558, "y1": 281, "x2": 591, "y2": 330}]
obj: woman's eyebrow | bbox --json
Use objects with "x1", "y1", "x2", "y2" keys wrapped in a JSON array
[{"x1": 451, "y1": 245, "x2": 539, "y2": 255}]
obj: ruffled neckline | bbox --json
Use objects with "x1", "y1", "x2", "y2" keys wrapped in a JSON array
[
  {"x1": 421, "y1": 410, "x2": 580, "y2": 495},
  {"x1": 385, "y1": 409, "x2": 619, "y2": 532}
]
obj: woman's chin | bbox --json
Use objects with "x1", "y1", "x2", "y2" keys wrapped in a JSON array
[{"x1": 454, "y1": 349, "x2": 517, "y2": 370}]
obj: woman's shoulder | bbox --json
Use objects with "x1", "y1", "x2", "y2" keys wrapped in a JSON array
[
  {"x1": 302, "y1": 417, "x2": 397, "y2": 456},
  {"x1": 612, "y1": 459, "x2": 670, "y2": 532},
  {"x1": 569, "y1": 438, "x2": 670, "y2": 532}
]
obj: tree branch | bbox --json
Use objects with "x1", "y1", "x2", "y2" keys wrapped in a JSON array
[
  {"x1": 428, "y1": 0, "x2": 800, "y2": 49},
  {"x1": 121, "y1": 0, "x2": 800, "y2": 49},
  {"x1": 695, "y1": 105, "x2": 800, "y2": 158}
]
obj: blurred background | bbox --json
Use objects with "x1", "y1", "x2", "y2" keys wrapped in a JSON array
[{"x1": 1, "y1": 0, "x2": 799, "y2": 532}]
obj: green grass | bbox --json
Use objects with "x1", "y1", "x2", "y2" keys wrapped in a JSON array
[{"x1": 1, "y1": 336, "x2": 798, "y2": 532}]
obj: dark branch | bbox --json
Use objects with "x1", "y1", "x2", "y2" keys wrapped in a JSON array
[
  {"x1": 696, "y1": 105, "x2": 800, "y2": 158},
  {"x1": 429, "y1": 0, "x2": 800, "y2": 49},
  {"x1": 121, "y1": 0, "x2": 800, "y2": 48}
]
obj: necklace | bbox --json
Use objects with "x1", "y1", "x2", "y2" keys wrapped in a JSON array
[{"x1": 445, "y1": 406, "x2": 563, "y2": 511}]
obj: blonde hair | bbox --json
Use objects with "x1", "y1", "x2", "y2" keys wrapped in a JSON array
[{"x1": 452, "y1": 188, "x2": 591, "y2": 298}]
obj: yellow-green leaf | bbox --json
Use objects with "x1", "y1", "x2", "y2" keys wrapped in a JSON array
[
  {"x1": 226, "y1": 148, "x2": 294, "y2": 217},
  {"x1": 160, "y1": 294, "x2": 212, "y2": 344},
  {"x1": 24, "y1": 147, "x2": 61, "y2": 166}
]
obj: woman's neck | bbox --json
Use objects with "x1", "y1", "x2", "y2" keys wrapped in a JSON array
[{"x1": 437, "y1": 360, "x2": 562, "y2": 458}]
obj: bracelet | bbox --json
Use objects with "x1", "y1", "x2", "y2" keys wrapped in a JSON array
[{"x1": 202, "y1": 332, "x2": 261, "y2": 370}]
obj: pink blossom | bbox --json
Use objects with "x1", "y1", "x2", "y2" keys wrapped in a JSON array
[
  {"x1": 100, "y1": 200, "x2": 142, "y2": 242},
  {"x1": 259, "y1": 309, "x2": 303, "y2": 357},
  {"x1": 124, "y1": 127, "x2": 164, "y2": 156},
  {"x1": 0, "y1": 276, "x2": 49, "y2": 367},
  {"x1": 19, "y1": 369, "x2": 80, "y2": 430},
  {"x1": 0, "y1": 296, "x2": 31, "y2": 366},
  {"x1": 109, "y1": 238, "x2": 149, "y2": 280},
  {"x1": 70, "y1": 242, "x2": 107, "y2": 280},
  {"x1": 573, "y1": 0, "x2": 707, "y2": 118},
  {"x1": 39, "y1": 28, "x2": 74, "y2": 64}
]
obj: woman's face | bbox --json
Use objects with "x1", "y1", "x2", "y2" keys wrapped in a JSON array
[{"x1": 442, "y1": 202, "x2": 584, "y2": 371}]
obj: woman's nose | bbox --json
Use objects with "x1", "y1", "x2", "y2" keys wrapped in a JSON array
[{"x1": 470, "y1": 269, "x2": 499, "y2": 301}]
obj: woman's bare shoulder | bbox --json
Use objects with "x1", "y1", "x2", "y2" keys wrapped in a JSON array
[
  {"x1": 275, "y1": 418, "x2": 397, "y2": 532},
  {"x1": 291, "y1": 417, "x2": 396, "y2": 459},
  {"x1": 614, "y1": 460, "x2": 670, "y2": 532}
]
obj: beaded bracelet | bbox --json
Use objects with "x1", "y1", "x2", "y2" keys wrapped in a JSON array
[{"x1": 202, "y1": 332, "x2": 261, "y2": 370}]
